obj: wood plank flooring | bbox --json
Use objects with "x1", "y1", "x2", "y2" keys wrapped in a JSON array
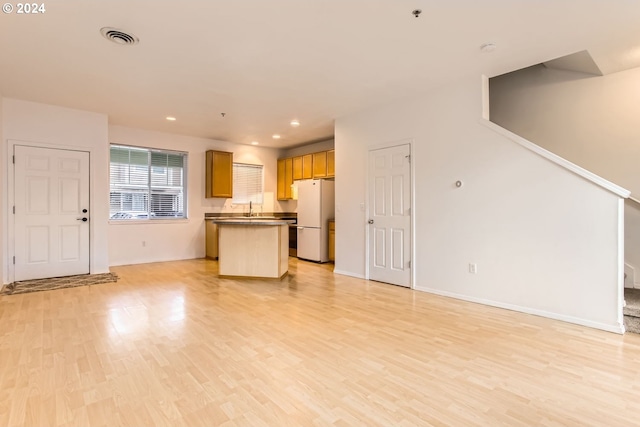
[{"x1": 2, "y1": 258, "x2": 640, "y2": 426}]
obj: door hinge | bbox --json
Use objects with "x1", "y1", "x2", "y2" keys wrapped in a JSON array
[
  {"x1": 408, "y1": 260, "x2": 411, "y2": 268},
  {"x1": 12, "y1": 155, "x2": 15, "y2": 164},
  {"x1": 12, "y1": 206, "x2": 15, "y2": 214},
  {"x1": 405, "y1": 154, "x2": 411, "y2": 163},
  {"x1": 13, "y1": 256, "x2": 15, "y2": 265}
]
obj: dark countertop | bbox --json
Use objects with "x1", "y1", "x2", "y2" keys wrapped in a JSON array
[
  {"x1": 205, "y1": 212, "x2": 297, "y2": 220},
  {"x1": 210, "y1": 218, "x2": 295, "y2": 226}
]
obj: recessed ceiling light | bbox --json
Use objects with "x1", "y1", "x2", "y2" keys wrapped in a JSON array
[
  {"x1": 290, "y1": 120, "x2": 300, "y2": 127},
  {"x1": 272, "y1": 134, "x2": 281, "y2": 139},
  {"x1": 480, "y1": 43, "x2": 497, "y2": 53},
  {"x1": 166, "y1": 116, "x2": 176, "y2": 121},
  {"x1": 251, "y1": 141, "x2": 259, "y2": 145}
]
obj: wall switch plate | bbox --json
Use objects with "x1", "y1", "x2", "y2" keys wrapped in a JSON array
[{"x1": 469, "y1": 263, "x2": 477, "y2": 274}]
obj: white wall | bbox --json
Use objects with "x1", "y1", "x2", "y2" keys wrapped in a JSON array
[
  {"x1": 490, "y1": 64, "x2": 640, "y2": 286},
  {"x1": 2, "y1": 98, "x2": 110, "y2": 282},
  {"x1": 490, "y1": 64, "x2": 640, "y2": 195},
  {"x1": 108, "y1": 125, "x2": 283, "y2": 266},
  {"x1": 335, "y1": 75, "x2": 624, "y2": 332},
  {"x1": 0, "y1": 94, "x2": 4, "y2": 284}
]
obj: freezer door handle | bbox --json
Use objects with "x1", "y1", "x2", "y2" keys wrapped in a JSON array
[{"x1": 297, "y1": 226, "x2": 304, "y2": 230}]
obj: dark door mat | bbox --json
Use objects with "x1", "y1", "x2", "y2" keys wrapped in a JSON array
[{"x1": 1, "y1": 273, "x2": 118, "y2": 295}]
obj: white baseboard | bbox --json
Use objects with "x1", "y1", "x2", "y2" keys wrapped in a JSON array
[
  {"x1": 414, "y1": 286, "x2": 624, "y2": 334},
  {"x1": 108, "y1": 255, "x2": 198, "y2": 267},
  {"x1": 333, "y1": 269, "x2": 366, "y2": 280}
]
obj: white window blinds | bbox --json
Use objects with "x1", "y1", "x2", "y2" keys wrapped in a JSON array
[
  {"x1": 110, "y1": 145, "x2": 187, "y2": 220},
  {"x1": 232, "y1": 163, "x2": 263, "y2": 204}
]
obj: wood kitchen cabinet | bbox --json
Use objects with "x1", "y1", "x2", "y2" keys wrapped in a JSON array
[
  {"x1": 328, "y1": 220, "x2": 335, "y2": 262},
  {"x1": 277, "y1": 159, "x2": 286, "y2": 200},
  {"x1": 205, "y1": 221, "x2": 218, "y2": 259},
  {"x1": 277, "y1": 158, "x2": 293, "y2": 200},
  {"x1": 281, "y1": 149, "x2": 334, "y2": 189},
  {"x1": 302, "y1": 154, "x2": 313, "y2": 179},
  {"x1": 292, "y1": 156, "x2": 303, "y2": 180},
  {"x1": 312, "y1": 151, "x2": 327, "y2": 178},
  {"x1": 327, "y1": 150, "x2": 335, "y2": 178},
  {"x1": 205, "y1": 150, "x2": 233, "y2": 198}
]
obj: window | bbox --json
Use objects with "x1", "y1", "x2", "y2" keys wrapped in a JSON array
[
  {"x1": 232, "y1": 163, "x2": 264, "y2": 204},
  {"x1": 110, "y1": 145, "x2": 187, "y2": 220}
]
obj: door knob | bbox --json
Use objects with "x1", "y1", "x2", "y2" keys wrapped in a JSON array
[
  {"x1": 368, "y1": 219, "x2": 374, "y2": 224},
  {"x1": 77, "y1": 217, "x2": 88, "y2": 222}
]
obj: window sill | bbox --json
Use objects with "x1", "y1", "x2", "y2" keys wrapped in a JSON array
[{"x1": 109, "y1": 218, "x2": 190, "y2": 225}]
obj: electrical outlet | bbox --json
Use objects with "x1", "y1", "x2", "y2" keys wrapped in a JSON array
[{"x1": 469, "y1": 263, "x2": 477, "y2": 274}]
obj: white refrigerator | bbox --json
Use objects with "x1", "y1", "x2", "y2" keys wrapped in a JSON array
[{"x1": 296, "y1": 179, "x2": 335, "y2": 262}]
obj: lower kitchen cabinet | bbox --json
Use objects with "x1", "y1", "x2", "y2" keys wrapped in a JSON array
[
  {"x1": 328, "y1": 220, "x2": 335, "y2": 262},
  {"x1": 205, "y1": 221, "x2": 218, "y2": 259}
]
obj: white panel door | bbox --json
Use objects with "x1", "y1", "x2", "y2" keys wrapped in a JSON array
[
  {"x1": 368, "y1": 144, "x2": 411, "y2": 287},
  {"x1": 14, "y1": 145, "x2": 90, "y2": 281}
]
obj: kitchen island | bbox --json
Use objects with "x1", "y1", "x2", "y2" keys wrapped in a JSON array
[{"x1": 210, "y1": 218, "x2": 292, "y2": 279}]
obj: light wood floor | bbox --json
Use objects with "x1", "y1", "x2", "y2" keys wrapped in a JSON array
[{"x1": 2, "y1": 258, "x2": 640, "y2": 426}]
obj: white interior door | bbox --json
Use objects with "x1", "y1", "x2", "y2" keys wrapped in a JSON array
[
  {"x1": 368, "y1": 144, "x2": 411, "y2": 287},
  {"x1": 14, "y1": 145, "x2": 90, "y2": 281}
]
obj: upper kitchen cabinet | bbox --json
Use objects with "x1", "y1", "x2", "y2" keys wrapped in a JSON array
[
  {"x1": 310, "y1": 150, "x2": 334, "y2": 178},
  {"x1": 302, "y1": 154, "x2": 313, "y2": 180},
  {"x1": 293, "y1": 156, "x2": 303, "y2": 180},
  {"x1": 282, "y1": 149, "x2": 335, "y2": 187},
  {"x1": 312, "y1": 151, "x2": 327, "y2": 178},
  {"x1": 277, "y1": 158, "x2": 293, "y2": 200},
  {"x1": 206, "y1": 150, "x2": 233, "y2": 198},
  {"x1": 326, "y1": 150, "x2": 335, "y2": 178}
]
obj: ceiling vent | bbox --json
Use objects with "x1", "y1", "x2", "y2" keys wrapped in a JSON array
[{"x1": 100, "y1": 27, "x2": 139, "y2": 45}]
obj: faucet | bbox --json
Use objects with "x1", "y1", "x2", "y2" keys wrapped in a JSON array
[{"x1": 249, "y1": 201, "x2": 252, "y2": 217}]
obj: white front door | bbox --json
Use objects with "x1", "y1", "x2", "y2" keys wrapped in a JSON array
[
  {"x1": 368, "y1": 144, "x2": 411, "y2": 287},
  {"x1": 14, "y1": 145, "x2": 90, "y2": 281}
]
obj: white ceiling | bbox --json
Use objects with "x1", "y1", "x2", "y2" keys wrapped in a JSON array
[{"x1": 2, "y1": 1, "x2": 640, "y2": 148}]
